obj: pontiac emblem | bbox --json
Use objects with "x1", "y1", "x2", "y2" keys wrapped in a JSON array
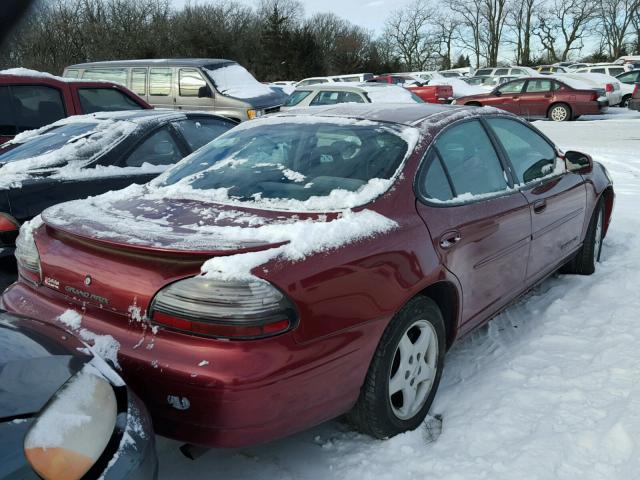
[{"x1": 84, "y1": 275, "x2": 92, "y2": 286}]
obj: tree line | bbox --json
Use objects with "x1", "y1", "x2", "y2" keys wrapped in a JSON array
[{"x1": 1, "y1": 0, "x2": 639, "y2": 81}]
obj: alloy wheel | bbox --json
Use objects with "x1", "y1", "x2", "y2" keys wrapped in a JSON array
[{"x1": 388, "y1": 320, "x2": 438, "y2": 420}]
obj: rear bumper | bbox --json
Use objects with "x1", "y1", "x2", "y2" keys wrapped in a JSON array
[{"x1": 2, "y1": 281, "x2": 384, "y2": 448}]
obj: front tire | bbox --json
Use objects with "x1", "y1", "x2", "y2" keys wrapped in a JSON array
[
  {"x1": 562, "y1": 199, "x2": 604, "y2": 275},
  {"x1": 548, "y1": 103, "x2": 571, "y2": 122},
  {"x1": 347, "y1": 297, "x2": 446, "y2": 439}
]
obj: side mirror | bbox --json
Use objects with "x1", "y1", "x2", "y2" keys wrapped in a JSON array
[
  {"x1": 565, "y1": 150, "x2": 593, "y2": 174},
  {"x1": 198, "y1": 85, "x2": 213, "y2": 98},
  {"x1": 493, "y1": 90, "x2": 502, "y2": 96}
]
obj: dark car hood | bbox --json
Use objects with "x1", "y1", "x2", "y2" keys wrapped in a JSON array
[
  {"x1": 0, "y1": 313, "x2": 88, "y2": 419},
  {"x1": 239, "y1": 90, "x2": 286, "y2": 109},
  {"x1": 41, "y1": 194, "x2": 333, "y2": 255}
]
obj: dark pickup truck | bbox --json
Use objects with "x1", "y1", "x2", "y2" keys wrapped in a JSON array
[{"x1": 0, "y1": 68, "x2": 152, "y2": 145}]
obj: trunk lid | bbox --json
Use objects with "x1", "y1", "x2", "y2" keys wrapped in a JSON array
[{"x1": 37, "y1": 196, "x2": 324, "y2": 315}]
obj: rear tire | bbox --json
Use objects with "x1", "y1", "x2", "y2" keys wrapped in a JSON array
[
  {"x1": 562, "y1": 199, "x2": 604, "y2": 275},
  {"x1": 347, "y1": 297, "x2": 446, "y2": 439},
  {"x1": 548, "y1": 103, "x2": 571, "y2": 122},
  {"x1": 621, "y1": 95, "x2": 632, "y2": 108}
]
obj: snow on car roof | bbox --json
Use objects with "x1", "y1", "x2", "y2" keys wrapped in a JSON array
[{"x1": 0, "y1": 67, "x2": 109, "y2": 84}]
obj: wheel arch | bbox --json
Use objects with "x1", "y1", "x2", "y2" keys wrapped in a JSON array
[
  {"x1": 600, "y1": 186, "x2": 614, "y2": 238},
  {"x1": 414, "y1": 281, "x2": 461, "y2": 350}
]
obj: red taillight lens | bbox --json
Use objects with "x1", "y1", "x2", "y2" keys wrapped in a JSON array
[
  {"x1": 605, "y1": 83, "x2": 614, "y2": 92},
  {"x1": 590, "y1": 92, "x2": 598, "y2": 101},
  {"x1": 0, "y1": 213, "x2": 19, "y2": 232},
  {"x1": 150, "y1": 276, "x2": 297, "y2": 340},
  {"x1": 633, "y1": 83, "x2": 639, "y2": 97},
  {"x1": 152, "y1": 311, "x2": 291, "y2": 339}
]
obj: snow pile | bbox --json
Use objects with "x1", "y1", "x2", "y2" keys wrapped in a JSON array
[
  {"x1": 205, "y1": 64, "x2": 274, "y2": 100},
  {"x1": 201, "y1": 209, "x2": 397, "y2": 280},
  {"x1": 156, "y1": 111, "x2": 640, "y2": 480}
]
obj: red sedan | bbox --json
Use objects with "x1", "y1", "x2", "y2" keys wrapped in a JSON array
[
  {"x1": 454, "y1": 76, "x2": 608, "y2": 121},
  {"x1": 4, "y1": 104, "x2": 614, "y2": 448}
]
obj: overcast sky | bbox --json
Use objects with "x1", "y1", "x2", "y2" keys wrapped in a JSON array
[{"x1": 169, "y1": 0, "x2": 412, "y2": 33}]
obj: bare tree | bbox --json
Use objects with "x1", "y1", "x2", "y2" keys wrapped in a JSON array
[
  {"x1": 597, "y1": 0, "x2": 640, "y2": 58},
  {"x1": 383, "y1": 0, "x2": 440, "y2": 70},
  {"x1": 534, "y1": 0, "x2": 598, "y2": 62},
  {"x1": 508, "y1": 0, "x2": 537, "y2": 65},
  {"x1": 432, "y1": 12, "x2": 461, "y2": 69},
  {"x1": 448, "y1": 0, "x2": 484, "y2": 67}
]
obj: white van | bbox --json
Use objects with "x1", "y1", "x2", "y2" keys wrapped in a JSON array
[{"x1": 63, "y1": 58, "x2": 285, "y2": 121}]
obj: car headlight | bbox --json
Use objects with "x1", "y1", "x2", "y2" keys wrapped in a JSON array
[
  {"x1": 15, "y1": 215, "x2": 42, "y2": 276},
  {"x1": 247, "y1": 108, "x2": 264, "y2": 120},
  {"x1": 24, "y1": 367, "x2": 118, "y2": 480}
]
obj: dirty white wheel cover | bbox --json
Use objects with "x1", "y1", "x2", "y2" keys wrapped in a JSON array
[
  {"x1": 551, "y1": 106, "x2": 568, "y2": 121},
  {"x1": 388, "y1": 320, "x2": 438, "y2": 420},
  {"x1": 594, "y1": 208, "x2": 603, "y2": 263}
]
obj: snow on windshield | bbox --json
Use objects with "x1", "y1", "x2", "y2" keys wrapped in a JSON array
[
  {"x1": 204, "y1": 63, "x2": 274, "y2": 100},
  {"x1": 150, "y1": 115, "x2": 420, "y2": 212},
  {"x1": 0, "y1": 115, "x2": 140, "y2": 190}
]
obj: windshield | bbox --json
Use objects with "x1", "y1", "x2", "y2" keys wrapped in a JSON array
[
  {"x1": 159, "y1": 118, "x2": 414, "y2": 206},
  {"x1": 0, "y1": 123, "x2": 98, "y2": 164}
]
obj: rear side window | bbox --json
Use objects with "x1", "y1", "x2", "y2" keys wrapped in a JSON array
[
  {"x1": 64, "y1": 69, "x2": 79, "y2": 79},
  {"x1": 11, "y1": 85, "x2": 66, "y2": 132},
  {"x1": 420, "y1": 151, "x2": 453, "y2": 201},
  {"x1": 498, "y1": 80, "x2": 526, "y2": 94},
  {"x1": 0, "y1": 86, "x2": 16, "y2": 136},
  {"x1": 511, "y1": 69, "x2": 525, "y2": 75},
  {"x1": 174, "y1": 118, "x2": 234, "y2": 151},
  {"x1": 608, "y1": 67, "x2": 625, "y2": 76},
  {"x1": 126, "y1": 128, "x2": 182, "y2": 166},
  {"x1": 149, "y1": 68, "x2": 172, "y2": 96},
  {"x1": 592, "y1": 68, "x2": 606, "y2": 74},
  {"x1": 78, "y1": 88, "x2": 142, "y2": 113},
  {"x1": 131, "y1": 68, "x2": 147, "y2": 96},
  {"x1": 82, "y1": 68, "x2": 127, "y2": 85},
  {"x1": 494, "y1": 68, "x2": 509, "y2": 76},
  {"x1": 284, "y1": 90, "x2": 312, "y2": 106},
  {"x1": 179, "y1": 69, "x2": 207, "y2": 97},
  {"x1": 617, "y1": 71, "x2": 637, "y2": 83},
  {"x1": 525, "y1": 79, "x2": 552, "y2": 92},
  {"x1": 486, "y1": 118, "x2": 557, "y2": 184},
  {"x1": 475, "y1": 69, "x2": 493, "y2": 76},
  {"x1": 431, "y1": 120, "x2": 508, "y2": 199}
]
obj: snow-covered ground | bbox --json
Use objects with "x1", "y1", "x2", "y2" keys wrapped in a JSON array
[{"x1": 157, "y1": 108, "x2": 640, "y2": 479}]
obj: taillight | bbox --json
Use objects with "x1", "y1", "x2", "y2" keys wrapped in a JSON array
[
  {"x1": 150, "y1": 276, "x2": 297, "y2": 340},
  {"x1": 590, "y1": 92, "x2": 598, "y2": 101},
  {"x1": 0, "y1": 213, "x2": 19, "y2": 233},
  {"x1": 633, "y1": 83, "x2": 639, "y2": 97},
  {"x1": 15, "y1": 216, "x2": 42, "y2": 280},
  {"x1": 605, "y1": 83, "x2": 614, "y2": 93}
]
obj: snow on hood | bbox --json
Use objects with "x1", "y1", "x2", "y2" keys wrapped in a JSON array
[
  {"x1": 204, "y1": 63, "x2": 275, "y2": 101},
  {"x1": 430, "y1": 76, "x2": 486, "y2": 98}
]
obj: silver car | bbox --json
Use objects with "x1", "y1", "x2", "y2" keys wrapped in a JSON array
[{"x1": 63, "y1": 58, "x2": 285, "y2": 121}]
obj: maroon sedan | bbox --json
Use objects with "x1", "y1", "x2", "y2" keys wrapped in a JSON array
[
  {"x1": 3, "y1": 104, "x2": 614, "y2": 447},
  {"x1": 454, "y1": 76, "x2": 608, "y2": 121}
]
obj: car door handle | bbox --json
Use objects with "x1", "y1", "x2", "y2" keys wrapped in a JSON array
[
  {"x1": 440, "y1": 231, "x2": 461, "y2": 249},
  {"x1": 533, "y1": 199, "x2": 547, "y2": 213}
]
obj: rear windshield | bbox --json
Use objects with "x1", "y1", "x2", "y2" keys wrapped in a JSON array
[
  {"x1": 159, "y1": 118, "x2": 415, "y2": 206},
  {"x1": 0, "y1": 123, "x2": 98, "y2": 164}
]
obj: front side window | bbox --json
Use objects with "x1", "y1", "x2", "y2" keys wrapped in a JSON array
[
  {"x1": 498, "y1": 80, "x2": 526, "y2": 94},
  {"x1": 126, "y1": 128, "x2": 182, "y2": 167},
  {"x1": 486, "y1": 118, "x2": 557, "y2": 184},
  {"x1": 159, "y1": 118, "x2": 413, "y2": 205},
  {"x1": 131, "y1": 68, "x2": 147, "y2": 96},
  {"x1": 494, "y1": 68, "x2": 509, "y2": 76},
  {"x1": 592, "y1": 68, "x2": 606, "y2": 74},
  {"x1": 284, "y1": 90, "x2": 312, "y2": 106},
  {"x1": 82, "y1": 68, "x2": 127, "y2": 85},
  {"x1": 78, "y1": 88, "x2": 142, "y2": 113},
  {"x1": 173, "y1": 118, "x2": 234, "y2": 151},
  {"x1": 525, "y1": 79, "x2": 552, "y2": 93},
  {"x1": 11, "y1": 85, "x2": 66, "y2": 132},
  {"x1": 432, "y1": 120, "x2": 508, "y2": 199},
  {"x1": 511, "y1": 69, "x2": 525, "y2": 75},
  {"x1": 179, "y1": 69, "x2": 207, "y2": 97},
  {"x1": 64, "y1": 69, "x2": 79, "y2": 79},
  {"x1": 475, "y1": 69, "x2": 493, "y2": 76},
  {"x1": 149, "y1": 68, "x2": 172, "y2": 96}
]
